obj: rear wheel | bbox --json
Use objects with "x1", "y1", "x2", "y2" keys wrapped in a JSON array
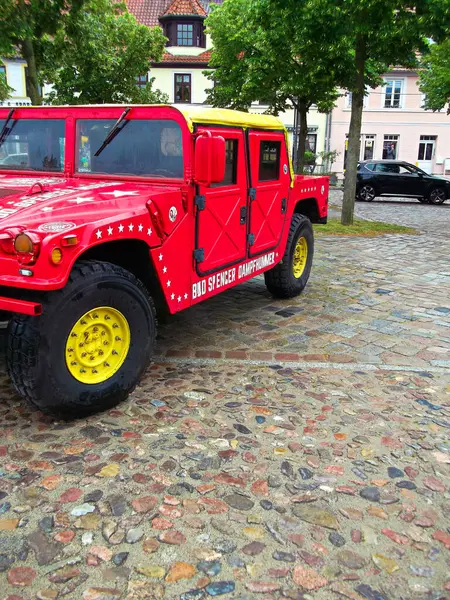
[
  {"x1": 358, "y1": 184, "x2": 376, "y2": 202},
  {"x1": 6, "y1": 260, "x2": 156, "y2": 418},
  {"x1": 428, "y1": 187, "x2": 447, "y2": 205},
  {"x1": 264, "y1": 214, "x2": 314, "y2": 299}
]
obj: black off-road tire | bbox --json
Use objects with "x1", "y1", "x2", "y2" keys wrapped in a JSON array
[
  {"x1": 264, "y1": 214, "x2": 314, "y2": 299},
  {"x1": 6, "y1": 260, "x2": 156, "y2": 418}
]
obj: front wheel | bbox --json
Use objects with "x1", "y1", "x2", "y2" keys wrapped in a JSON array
[
  {"x1": 358, "y1": 184, "x2": 376, "y2": 202},
  {"x1": 428, "y1": 187, "x2": 447, "y2": 205},
  {"x1": 7, "y1": 260, "x2": 156, "y2": 418},
  {"x1": 264, "y1": 214, "x2": 314, "y2": 299}
]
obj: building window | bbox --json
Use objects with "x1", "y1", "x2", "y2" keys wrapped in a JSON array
[
  {"x1": 213, "y1": 139, "x2": 238, "y2": 187},
  {"x1": 174, "y1": 74, "x2": 191, "y2": 103},
  {"x1": 259, "y1": 141, "x2": 281, "y2": 181},
  {"x1": 382, "y1": 135, "x2": 399, "y2": 159},
  {"x1": 418, "y1": 135, "x2": 436, "y2": 161},
  {"x1": 345, "y1": 91, "x2": 368, "y2": 109},
  {"x1": 306, "y1": 134, "x2": 317, "y2": 154},
  {"x1": 136, "y1": 74, "x2": 148, "y2": 88},
  {"x1": 384, "y1": 79, "x2": 403, "y2": 108},
  {"x1": 177, "y1": 23, "x2": 193, "y2": 46},
  {"x1": 362, "y1": 135, "x2": 375, "y2": 160}
]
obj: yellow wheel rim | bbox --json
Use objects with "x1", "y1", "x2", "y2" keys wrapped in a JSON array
[
  {"x1": 65, "y1": 307, "x2": 130, "y2": 385},
  {"x1": 292, "y1": 236, "x2": 308, "y2": 278}
]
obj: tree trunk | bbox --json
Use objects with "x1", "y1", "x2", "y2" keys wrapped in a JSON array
[
  {"x1": 20, "y1": 40, "x2": 42, "y2": 105},
  {"x1": 341, "y1": 34, "x2": 366, "y2": 225},
  {"x1": 295, "y1": 100, "x2": 308, "y2": 174}
]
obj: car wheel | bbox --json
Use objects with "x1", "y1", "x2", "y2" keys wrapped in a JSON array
[
  {"x1": 428, "y1": 187, "x2": 447, "y2": 205},
  {"x1": 264, "y1": 214, "x2": 314, "y2": 299},
  {"x1": 6, "y1": 260, "x2": 156, "y2": 418},
  {"x1": 358, "y1": 184, "x2": 376, "y2": 202}
]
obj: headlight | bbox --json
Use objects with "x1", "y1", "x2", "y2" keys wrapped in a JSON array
[{"x1": 14, "y1": 233, "x2": 34, "y2": 254}]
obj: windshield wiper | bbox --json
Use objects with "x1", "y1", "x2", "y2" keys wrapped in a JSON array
[
  {"x1": 0, "y1": 109, "x2": 15, "y2": 149},
  {"x1": 94, "y1": 107, "x2": 130, "y2": 157}
]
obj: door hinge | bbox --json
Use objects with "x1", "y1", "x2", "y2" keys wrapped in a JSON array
[
  {"x1": 193, "y1": 248, "x2": 204, "y2": 263},
  {"x1": 195, "y1": 195, "x2": 206, "y2": 210},
  {"x1": 248, "y1": 233, "x2": 255, "y2": 246},
  {"x1": 249, "y1": 188, "x2": 256, "y2": 201},
  {"x1": 281, "y1": 197, "x2": 287, "y2": 213},
  {"x1": 240, "y1": 206, "x2": 247, "y2": 224}
]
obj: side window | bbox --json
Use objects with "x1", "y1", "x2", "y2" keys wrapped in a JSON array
[
  {"x1": 259, "y1": 140, "x2": 281, "y2": 181},
  {"x1": 213, "y1": 139, "x2": 238, "y2": 187},
  {"x1": 365, "y1": 163, "x2": 375, "y2": 171},
  {"x1": 398, "y1": 165, "x2": 412, "y2": 174}
]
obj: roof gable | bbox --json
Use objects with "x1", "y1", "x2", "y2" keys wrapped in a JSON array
[{"x1": 162, "y1": 0, "x2": 206, "y2": 18}]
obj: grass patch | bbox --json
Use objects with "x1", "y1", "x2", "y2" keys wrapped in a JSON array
[{"x1": 314, "y1": 218, "x2": 417, "y2": 237}]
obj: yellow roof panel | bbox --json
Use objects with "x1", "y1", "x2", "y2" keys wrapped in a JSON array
[{"x1": 176, "y1": 107, "x2": 286, "y2": 132}]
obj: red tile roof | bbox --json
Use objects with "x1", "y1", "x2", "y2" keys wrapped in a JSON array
[
  {"x1": 126, "y1": 0, "x2": 223, "y2": 27},
  {"x1": 162, "y1": 0, "x2": 207, "y2": 17},
  {"x1": 155, "y1": 49, "x2": 212, "y2": 64}
]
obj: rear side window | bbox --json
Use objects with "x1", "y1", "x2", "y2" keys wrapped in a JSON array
[
  {"x1": 259, "y1": 141, "x2": 280, "y2": 181},
  {"x1": 213, "y1": 139, "x2": 238, "y2": 187},
  {"x1": 365, "y1": 163, "x2": 375, "y2": 171}
]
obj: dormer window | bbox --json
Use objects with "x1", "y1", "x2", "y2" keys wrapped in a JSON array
[
  {"x1": 159, "y1": 0, "x2": 207, "y2": 48},
  {"x1": 177, "y1": 23, "x2": 193, "y2": 46}
]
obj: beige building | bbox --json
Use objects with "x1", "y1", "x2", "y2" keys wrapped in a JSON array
[
  {"x1": 126, "y1": 0, "x2": 328, "y2": 161},
  {"x1": 0, "y1": 58, "x2": 32, "y2": 106}
]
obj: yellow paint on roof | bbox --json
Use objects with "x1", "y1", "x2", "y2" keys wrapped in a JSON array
[{"x1": 177, "y1": 107, "x2": 286, "y2": 132}]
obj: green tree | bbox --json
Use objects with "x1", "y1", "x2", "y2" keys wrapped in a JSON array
[
  {"x1": 419, "y1": 40, "x2": 450, "y2": 114},
  {"x1": 43, "y1": 0, "x2": 168, "y2": 105},
  {"x1": 205, "y1": 0, "x2": 344, "y2": 173},
  {"x1": 0, "y1": 0, "x2": 87, "y2": 105},
  {"x1": 0, "y1": 61, "x2": 13, "y2": 102}
]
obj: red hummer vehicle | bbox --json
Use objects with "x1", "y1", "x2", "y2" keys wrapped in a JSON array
[{"x1": 0, "y1": 105, "x2": 328, "y2": 417}]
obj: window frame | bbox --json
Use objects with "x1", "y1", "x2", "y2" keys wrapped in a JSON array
[
  {"x1": 174, "y1": 73, "x2": 192, "y2": 104},
  {"x1": 176, "y1": 22, "x2": 194, "y2": 46},
  {"x1": 258, "y1": 140, "x2": 281, "y2": 182},
  {"x1": 383, "y1": 78, "x2": 405, "y2": 109},
  {"x1": 136, "y1": 74, "x2": 149, "y2": 88},
  {"x1": 382, "y1": 134, "x2": 399, "y2": 160}
]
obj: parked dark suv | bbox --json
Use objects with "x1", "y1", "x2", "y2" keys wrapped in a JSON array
[{"x1": 356, "y1": 160, "x2": 450, "y2": 204}]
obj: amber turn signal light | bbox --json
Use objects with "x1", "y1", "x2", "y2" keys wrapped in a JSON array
[{"x1": 50, "y1": 248, "x2": 63, "y2": 264}]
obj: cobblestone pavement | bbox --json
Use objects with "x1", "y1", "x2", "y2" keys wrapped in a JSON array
[{"x1": 0, "y1": 192, "x2": 449, "y2": 599}]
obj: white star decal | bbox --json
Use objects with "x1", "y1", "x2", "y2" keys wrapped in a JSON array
[
  {"x1": 101, "y1": 190, "x2": 139, "y2": 198},
  {"x1": 171, "y1": 293, "x2": 175, "y2": 300},
  {"x1": 138, "y1": 224, "x2": 143, "y2": 232},
  {"x1": 167, "y1": 280, "x2": 171, "y2": 287},
  {"x1": 177, "y1": 296, "x2": 181, "y2": 302},
  {"x1": 107, "y1": 226, "x2": 113, "y2": 236},
  {"x1": 69, "y1": 197, "x2": 95, "y2": 204},
  {"x1": 147, "y1": 228, "x2": 152, "y2": 236},
  {"x1": 158, "y1": 253, "x2": 163, "y2": 261},
  {"x1": 163, "y1": 266, "x2": 167, "y2": 274},
  {"x1": 128, "y1": 223, "x2": 134, "y2": 232},
  {"x1": 118, "y1": 224, "x2": 124, "y2": 233},
  {"x1": 41, "y1": 207, "x2": 53, "y2": 212},
  {"x1": 96, "y1": 229, "x2": 102, "y2": 239},
  {"x1": 184, "y1": 293, "x2": 188, "y2": 300}
]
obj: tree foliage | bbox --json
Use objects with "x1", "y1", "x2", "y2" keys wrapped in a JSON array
[
  {"x1": 43, "y1": 0, "x2": 168, "y2": 105},
  {"x1": 420, "y1": 40, "x2": 450, "y2": 114},
  {"x1": 0, "y1": 0, "x2": 87, "y2": 104},
  {"x1": 0, "y1": 62, "x2": 13, "y2": 102},
  {"x1": 204, "y1": 0, "x2": 345, "y2": 173}
]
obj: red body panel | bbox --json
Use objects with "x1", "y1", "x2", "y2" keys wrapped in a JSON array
[{"x1": 0, "y1": 105, "x2": 328, "y2": 316}]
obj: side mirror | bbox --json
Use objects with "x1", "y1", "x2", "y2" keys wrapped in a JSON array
[{"x1": 194, "y1": 132, "x2": 226, "y2": 187}]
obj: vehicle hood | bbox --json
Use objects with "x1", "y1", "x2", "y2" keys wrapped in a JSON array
[{"x1": 0, "y1": 174, "x2": 179, "y2": 232}]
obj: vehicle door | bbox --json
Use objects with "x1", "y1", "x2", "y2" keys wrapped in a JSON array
[
  {"x1": 195, "y1": 127, "x2": 248, "y2": 275},
  {"x1": 396, "y1": 164, "x2": 424, "y2": 196},
  {"x1": 374, "y1": 162, "x2": 402, "y2": 194},
  {"x1": 247, "y1": 130, "x2": 290, "y2": 256}
]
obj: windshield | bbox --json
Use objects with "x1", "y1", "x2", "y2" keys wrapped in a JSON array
[
  {"x1": 0, "y1": 119, "x2": 65, "y2": 171},
  {"x1": 76, "y1": 119, "x2": 184, "y2": 178}
]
